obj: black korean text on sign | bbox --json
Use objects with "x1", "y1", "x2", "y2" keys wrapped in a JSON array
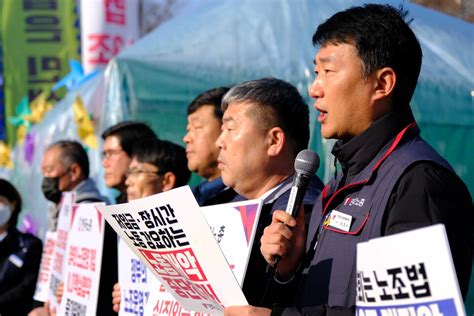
[
  {"x1": 405, "y1": 263, "x2": 431, "y2": 298},
  {"x1": 356, "y1": 262, "x2": 432, "y2": 303},
  {"x1": 114, "y1": 205, "x2": 189, "y2": 250},
  {"x1": 138, "y1": 204, "x2": 178, "y2": 229},
  {"x1": 112, "y1": 212, "x2": 140, "y2": 230},
  {"x1": 356, "y1": 271, "x2": 376, "y2": 303}
]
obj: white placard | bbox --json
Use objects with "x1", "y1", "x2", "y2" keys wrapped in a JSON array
[
  {"x1": 96, "y1": 186, "x2": 247, "y2": 315},
  {"x1": 48, "y1": 192, "x2": 76, "y2": 314},
  {"x1": 144, "y1": 283, "x2": 211, "y2": 316},
  {"x1": 356, "y1": 224, "x2": 465, "y2": 316},
  {"x1": 80, "y1": 0, "x2": 140, "y2": 73},
  {"x1": 118, "y1": 237, "x2": 156, "y2": 315},
  {"x1": 201, "y1": 199, "x2": 262, "y2": 286},
  {"x1": 33, "y1": 231, "x2": 57, "y2": 302},
  {"x1": 57, "y1": 203, "x2": 106, "y2": 315},
  {"x1": 142, "y1": 199, "x2": 262, "y2": 315}
]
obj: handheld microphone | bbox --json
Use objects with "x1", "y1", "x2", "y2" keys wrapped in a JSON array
[
  {"x1": 285, "y1": 149, "x2": 320, "y2": 218},
  {"x1": 261, "y1": 150, "x2": 320, "y2": 305}
]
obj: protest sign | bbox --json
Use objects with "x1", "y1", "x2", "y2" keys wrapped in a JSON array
[
  {"x1": 201, "y1": 199, "x2": 262, "y2": 286},
  {"x1": 48, "y1": 192, "x2": 76, "y2": 314},
  {"x1": 118, "y1": 237, "x2": 158, "y2": 315},
  {"x1": 356, "y1": 224, "x2": 465, "y2": 316},
  {"x1": 33, "y1": 231, "x2": 57, "y2": 302},
  {"x1": 96, "y1": 186, "x2": 247, "y2": 315},
  {"x1": 142, "y1": 199, "x2": 262, "y2": 315},
  {"x1": 144, "y1": 283, "x2": 211, "y2": 316},
  {"x1": 57, "y1": 203, "x2": 106, "y2": 315}
]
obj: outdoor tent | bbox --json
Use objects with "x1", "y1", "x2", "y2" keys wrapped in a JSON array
[
  {"x1": 103, "y1": 0, "x2": 474, "y2": 191},
  {"x1": 3, "y1": 0, "x2": 473, "y2": 309}
]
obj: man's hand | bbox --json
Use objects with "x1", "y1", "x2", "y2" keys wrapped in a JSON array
[
  {"x1": 28, "y1": 306, "x2": 49, "y2": 316},
  {"x1": 56, "y1": 282, "x2": 64, "y2": 304},
  {"x1": 112, "y1": 282, "x2": 121, "y2": 312},
  {"x1": 224, "y1": 305, "x2": 271, "y2": 315},
  {"x1": 260, "y1": 205, "x2": 307, "y2": 280}
]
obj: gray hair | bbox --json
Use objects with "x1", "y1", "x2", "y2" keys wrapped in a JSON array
[{"x1": 221, "y1": 77, "x2": 310, "y2": 156}]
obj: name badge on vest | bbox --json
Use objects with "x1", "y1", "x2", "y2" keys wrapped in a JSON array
[
  {"x1": 9, "y1": 254, "x2": 24, "y2": 268},
  {"x1": 326, "y1": 210, "x2": 352, "y2": 232}
]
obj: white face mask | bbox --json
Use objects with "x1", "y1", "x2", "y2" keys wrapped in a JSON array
[{"x1": 0, "y1": 203, "x2": 13, "y2": 227}]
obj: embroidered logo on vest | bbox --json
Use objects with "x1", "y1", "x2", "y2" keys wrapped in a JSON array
[{"x1": 344, "y1": 197, "x2": 365, "y2": 207}]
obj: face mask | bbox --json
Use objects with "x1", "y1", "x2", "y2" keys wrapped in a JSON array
[
  {"x1": 0, "y1": 203, "x2": 12, "y2": 227},
  {"x1": 42, "y1": 177, "x2": 62, "y2": 203}
]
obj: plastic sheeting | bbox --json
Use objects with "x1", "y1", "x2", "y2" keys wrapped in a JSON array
[
  {"x1": 2, "y1": 0, "x2": 471, "y2": 237},
  {"x1": 102, "y1": 0, "x2": 474, "y2": 193},
  {"x1": 5, "y1": 72, "x2": 112, "y2": 239},
  {"x1": 1, "y1": 0, "x2": 473, "y2": 309}
]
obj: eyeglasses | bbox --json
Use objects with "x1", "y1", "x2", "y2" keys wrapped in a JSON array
[
  {"x1": 126, "y1": 168, "x2": 164, "y2": 178},
  {"x1": 102, "y1": 149, "x2": 125, "y2": 160}
]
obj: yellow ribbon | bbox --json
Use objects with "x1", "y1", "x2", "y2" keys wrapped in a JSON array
[
  {"x1": 0, "y1": 141, "x2": 14, "y2": 169},
  {"x1": 73, "y1": 96, "x2": 98, "y2": 149},
  {"x1": 23, "y1": 92, "x2": 53, "y2": 124}
]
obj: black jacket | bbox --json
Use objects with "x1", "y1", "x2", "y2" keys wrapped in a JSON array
[
  {"x1": 273, "y1": 112, "x2": 473, "y2": 315},
  {"x1": 0, "y1": 229, "x2": 43, "y2": 316}
]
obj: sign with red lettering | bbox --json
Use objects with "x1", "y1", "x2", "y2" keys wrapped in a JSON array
[
  {"x1": 48, "y1": 192, "x2": 76, "y2": 314},
  {"x1": 144, "y1": 283, "x2": 212, "y2": 316},
  {"x1": 97, "y1": 186, "x2": 247, "y2": 315},
  {"x1": 33, "y1": 231, "x2": 58, "y2": 302},
  {"x1": 57, "y1": 203, "x2": 106, "y2": 315},
  {"x1": 142, "y1": 199, "x2": 263, "y2": 315},
  {"x1": 201, "y1": 199, "x2": 262, "y2": 286},
  {"x1": 80, "y1": 0, "x2": 139, "y2": 73}
]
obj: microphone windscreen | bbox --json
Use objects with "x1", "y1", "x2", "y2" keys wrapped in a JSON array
[{"x1": 294, "y1": 149, "x2": 320, "y2": 177}]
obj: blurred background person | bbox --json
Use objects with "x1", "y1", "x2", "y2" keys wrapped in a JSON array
[
  {"x1": 112, "y1": 137, "x2": 190, "y2": 312},
  {"x1": 33, "y1": 140, "x2": 113, "y2": 315},
  {"x1": 0, "y1": 179, "x2": 43, "y2": 316},
  {"x1": 101, "y1": 121, "x2": 157, "y2": 203},
  {"x1": 183, "y1": 87, "x2": 241, "y2": 206},
  {"x1": 41, "y1": 140, "x2": 108, "y2": 231}
]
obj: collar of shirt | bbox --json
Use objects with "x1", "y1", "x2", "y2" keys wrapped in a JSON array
[
  {"x1": 0, "y1": 230, "x2": 7, "y2": 242},
  {"x1": 261, "y1": 176, "x2": 293, "y2": 204},
  {"x1": 331, "y1": 109, "x2": 415, "y2": 183}
]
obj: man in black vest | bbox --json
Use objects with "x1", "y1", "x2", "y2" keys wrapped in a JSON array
[{"x1": 225, "y1": 4, "x2": 473, "y2": 316}]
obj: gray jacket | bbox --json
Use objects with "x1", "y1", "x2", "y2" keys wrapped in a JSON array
[{"x1": 47, "y1": 178, "x2": 108, "y2": 231}]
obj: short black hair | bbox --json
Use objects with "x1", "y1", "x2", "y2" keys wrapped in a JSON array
[
  {"x1": 0, "y1": 178, "x2": 22, "y2": 230},
  {"x1": 101, "y1": 121, "x2": 157, "y2": 157},
  {"x1": 313, "y1": 4, "x2": 422, "y2": 108},
  {"x1": 222, "y1": 77, "x2": 309, "y2": 156},
  {"x1": 49, "y1": 140, "x2": 90, "y2": 178},
  {"x1": 132, "y1": 138, "x2": 191, "y2": 188},
  {"x1": 187, "y1": 87, "x2": 230, "y2": 121}
]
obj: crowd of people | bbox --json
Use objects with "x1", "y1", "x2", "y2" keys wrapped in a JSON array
[{"x1": 0, "y1": 4, "x2": 472, "y2": 316}]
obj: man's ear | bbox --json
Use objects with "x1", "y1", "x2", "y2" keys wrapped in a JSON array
[
  {"x1": 161, "y1": 172, "x2": 177, "y2": 192},
  {"x1": 373, "y1": 67, "x2": 396, "y2": 102},
  {"x1": 69, "y1": 162, "x2": 82, "y2": 182},
  {"x1": 267, "y1": 127, "x2": 285, "y2": 157}
]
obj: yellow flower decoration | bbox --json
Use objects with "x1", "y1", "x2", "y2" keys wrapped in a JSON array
[
  {"x1": 73, "y1": 96, "x2": 98, "y2": 149},
  {"x1": 16, "y1": 125, "x2": 28, "y2": 146},
  {"x1": 23, "y1": 92, "x2": 53, "y2": 124},
  {"x1": 0, "y1": 141, "x2": 14, "y2": 169}
]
